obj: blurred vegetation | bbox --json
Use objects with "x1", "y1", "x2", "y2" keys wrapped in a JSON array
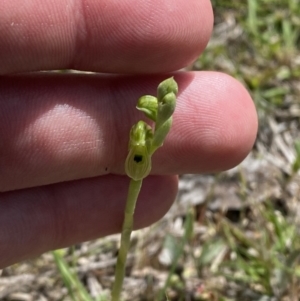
[{"x1": 200, "y1": 0, "x2": 300, "y2": 113}]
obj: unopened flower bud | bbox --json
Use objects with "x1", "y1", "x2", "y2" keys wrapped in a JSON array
[
  {"x1": 136, "y1": 95, "x2": 158, "y2": 121},
  {"x1": 156, "y1": 91, "x2": 176, "y2": 129},
  {"x1": 157, "y1": 77, "x2": 178, "y2": 103}
]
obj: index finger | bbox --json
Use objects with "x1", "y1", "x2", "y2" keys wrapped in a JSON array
[{"x1": 0, "y1": 0, "x2": 213, "y2": 74}]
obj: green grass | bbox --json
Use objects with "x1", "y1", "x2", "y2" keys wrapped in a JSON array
[
  {"x1": 53, "y1": 248, "x2": 109, "y2": 301},
  {"x1": 199, "y1": 201, "x2": 300, "y2": 299},
  {"x1": 200, "y1": 0, "x2": 300, "y2": 115},
  {"x1": 52, "y1": 249, "x2": 98, "y2": 301}
]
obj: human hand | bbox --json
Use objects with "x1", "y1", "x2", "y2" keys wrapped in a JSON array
[{"x1": 0, "y1": 0, "x2": 257, "y2": 268}]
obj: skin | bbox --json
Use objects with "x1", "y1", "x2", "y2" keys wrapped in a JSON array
[{"x1": 0, "y1": 0, "x2": 258, "y2": 268}]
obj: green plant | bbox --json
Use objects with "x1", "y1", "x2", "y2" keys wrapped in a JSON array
[
  {"x1": 111, "y1": 77, "x2": 178, "y2": 301},
  {"x1": 197, "y1": 200, "x2": 300, "y2": 299},
  {"x1": 292, "y1": 140, "x2": 300, "y2": 173},
  {"x1": 52, "y1": 249, "x2": 95, "y2": 301},
  {"x1": 157, "y1": 208, "x2": 194, "y2": 301}
]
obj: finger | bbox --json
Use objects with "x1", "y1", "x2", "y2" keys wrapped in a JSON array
[
  {"x1": 0, "y1": 174, "x2": 178, "y2": 268},
  {"x1": 0, "y1": 72, "x2": 258, "y2": 192},
  {"x1": 0, "y1": 0, "x2": 213, "y2": 74}
]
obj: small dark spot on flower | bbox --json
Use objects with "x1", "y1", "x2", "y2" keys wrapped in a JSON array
[
  {"x1": 134, "y1": 155, "x2": 143, "y2": 163},
  {"x1": 105, "y1": 167, "x2": 108, "y2": 171}
]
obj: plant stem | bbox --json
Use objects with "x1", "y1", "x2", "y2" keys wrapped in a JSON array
[{"x1": 111, "y1": 179, "x2": 143, "y2": 301}]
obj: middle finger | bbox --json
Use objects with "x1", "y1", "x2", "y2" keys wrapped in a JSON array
[{"x1": 0, "y1": 72, "x2": 257, "y2": 192}]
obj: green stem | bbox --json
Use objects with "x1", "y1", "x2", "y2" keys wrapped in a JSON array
[{"x1": 111, "y1": 179, "x2": 143, "y2": 301}]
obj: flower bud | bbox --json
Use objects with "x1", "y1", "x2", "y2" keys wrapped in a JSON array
[
  {"x1": 157, "y1": 77, "x2": 178, "y2": 103},
  {"x1": 136, "y1": 95, "x2": 158, "y2": 121},
  {"x1": 156, "y1": 91, "x2": 176, "y2": 129}
]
